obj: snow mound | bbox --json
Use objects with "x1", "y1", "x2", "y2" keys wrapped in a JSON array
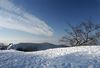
[{"x1": 0, "y1": 46, "x2": 100, "y2": 68}]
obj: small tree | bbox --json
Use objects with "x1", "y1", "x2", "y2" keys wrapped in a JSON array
[{"x1": 60, "y1": 20, "x2": 100, "y2": 46}]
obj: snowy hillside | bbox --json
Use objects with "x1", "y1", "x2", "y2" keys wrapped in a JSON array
[{"x1": 0, "y1": 46, "x2": 100, "y2": 68}]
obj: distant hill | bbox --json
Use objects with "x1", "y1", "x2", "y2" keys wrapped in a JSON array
[{"x1": 7, "y1": 43, "x2": 67, "y2": 52}]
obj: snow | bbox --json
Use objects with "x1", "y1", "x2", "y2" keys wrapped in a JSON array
[{"x1": 0, "y1": 46, "x2": 100, "y2": 68}]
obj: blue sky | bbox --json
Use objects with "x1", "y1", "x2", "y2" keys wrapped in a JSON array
[{"x1": 0, "y1": 0, "x2": 100, "y2": 44}]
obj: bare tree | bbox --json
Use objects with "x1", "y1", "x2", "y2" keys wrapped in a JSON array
[{"x1": 60, "y1": 20, "x2": 100, "y2": 46}]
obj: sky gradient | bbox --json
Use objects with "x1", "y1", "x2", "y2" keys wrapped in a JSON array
[{"x1": 0, "y1": 0, "x2": 100, "y2": 44}]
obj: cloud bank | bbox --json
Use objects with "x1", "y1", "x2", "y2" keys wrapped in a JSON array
[{"x1": 0, "y1": 0, "x2": 53, "y2": 36}]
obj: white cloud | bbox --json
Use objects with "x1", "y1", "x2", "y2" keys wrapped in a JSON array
[{"x1": 0, "y1": 0, "x2": 53, "y2": 36}]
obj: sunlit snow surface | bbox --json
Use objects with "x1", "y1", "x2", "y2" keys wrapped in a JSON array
[{"x1": 0, "y1": 46, "x2": 100, "y2": 68}]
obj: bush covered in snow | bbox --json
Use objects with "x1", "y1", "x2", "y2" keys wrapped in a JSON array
[{"x1": 0, "y1": 43, "x2": 7, "y2": 50}]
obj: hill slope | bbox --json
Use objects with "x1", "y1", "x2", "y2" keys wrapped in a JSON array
[{"x1": 0, "y1": 46, "x2": 100, "y2": 68}]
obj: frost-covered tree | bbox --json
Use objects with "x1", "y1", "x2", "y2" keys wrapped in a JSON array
[{"x1": 60, "y1": 19, "x2": 100, "y2": 46}]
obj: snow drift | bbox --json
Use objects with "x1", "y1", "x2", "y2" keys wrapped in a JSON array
[{"x1": 0, "y1": 46, "x2": 100, "y2": 68}]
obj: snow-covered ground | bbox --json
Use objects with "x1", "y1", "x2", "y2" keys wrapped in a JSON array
[{"x1": 0, "y1": 46, "x2": 100, "y2": 68}]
